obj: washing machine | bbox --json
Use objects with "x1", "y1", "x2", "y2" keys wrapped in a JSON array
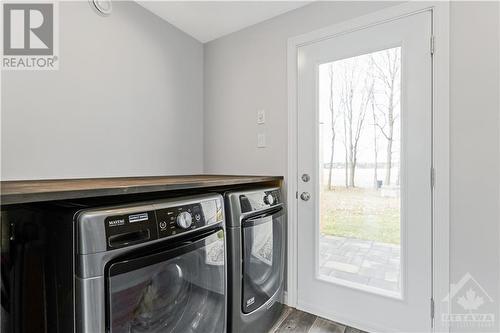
[
  {"x1": 2, "y1": 193, "x2": 227, "y2": 333},
  {"x1": 225, "y1": 187, "x2": 285, "y2": 333}
]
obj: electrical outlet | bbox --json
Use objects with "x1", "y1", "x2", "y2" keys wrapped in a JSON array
[
  {"x1": 257, "y1": 133, "x2": 266, "y2": 148},
  {"x1": 257, "y1": 109, "x2": 265, "y2": 124}
]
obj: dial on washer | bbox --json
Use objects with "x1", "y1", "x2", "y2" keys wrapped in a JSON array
[
  {"x1": 176, "y1": 211, "x2": 193, "y2": 229},
  {"x1": 263, "y1": 194, "x2": 274, "y2": 205}
]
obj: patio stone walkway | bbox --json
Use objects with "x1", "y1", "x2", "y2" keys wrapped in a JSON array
[{"x1": 319, "y1": 235, "x2": 401, "y2": 293}]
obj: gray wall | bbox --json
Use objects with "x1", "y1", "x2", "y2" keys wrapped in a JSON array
[
  {"x1": 1, "y1": 1, "x2": 204, "y2": 180},
  {"x1": 204, "y1": 1, "x2": 500, "y2": 332}
]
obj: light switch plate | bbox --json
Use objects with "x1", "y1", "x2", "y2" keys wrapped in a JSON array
[
  {"x1": 257, "y1": 133, "x2": 266, "y2": 148},
  {"x1": 257, "y1": 109, "x2": 265, "y2": 124}
]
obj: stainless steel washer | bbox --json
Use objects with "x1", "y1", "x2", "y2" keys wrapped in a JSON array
[
  {"x1": 75, "y1": 193, "x2": 226, "y2": 333},
  {"x1": 225, "y1": 187, "x2": 285, "y2": 333}
]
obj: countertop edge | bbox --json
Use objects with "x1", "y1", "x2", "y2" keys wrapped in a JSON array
[{"x1": 0, "y1": 175, "x2": 283, "y2": 205}]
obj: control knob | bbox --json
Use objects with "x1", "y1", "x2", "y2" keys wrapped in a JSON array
[
  {"x1": 263, "y1": 194, "x2": 275, "y2": 205},
  {"x1": 176, "y1": 211, "x2": 193, "y2": 229}
]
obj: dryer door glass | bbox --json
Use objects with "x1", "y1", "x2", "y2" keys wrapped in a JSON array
[
  {"x1": 106, "y1": 230, "x2": 225, "y2": 333},
  {"x1": 241, "y1": 208, "x2": 285, "y2": 313}
]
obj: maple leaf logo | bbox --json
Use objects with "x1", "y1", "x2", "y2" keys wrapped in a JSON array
[{"x1": 457, "y1": 289, "x2": 484, "y2": 311}]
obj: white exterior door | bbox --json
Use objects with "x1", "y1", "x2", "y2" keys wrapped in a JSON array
[{"x1": 297, "y1": 11, "x2": 432, "y2": 332}]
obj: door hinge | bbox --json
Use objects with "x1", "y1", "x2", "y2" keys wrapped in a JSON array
[
  {"x1": 430, "y1": 35, "x2": 435, "y2": 55},
  {"x1": 296, "y1": 191, "x2": 298, "y2": 199},
  {"x1": 431, "y1": 298, "x2": 435, "y2": 320},
  {"x1": 431, "y1": 167, "x2": 435, "y2": 189}
]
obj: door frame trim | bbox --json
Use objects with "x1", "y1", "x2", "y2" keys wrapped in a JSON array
[{"x1": 286, "y1": 2, "x2": 450, "y2": 332}]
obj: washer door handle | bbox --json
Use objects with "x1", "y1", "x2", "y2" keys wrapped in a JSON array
[{"x1": 300, "y1": 192, "x2": 311, "y2": 201}]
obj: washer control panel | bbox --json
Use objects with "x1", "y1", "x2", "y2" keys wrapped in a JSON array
[
  {"x1": 102, "y1": 195, "x2": 224, "y2": 250},
  {"x1": 156, "y1": 203, "x2": 205, "y2": 238},
  {"x1": 240, "y1": 189, "x2": 282, "y2": 213}
]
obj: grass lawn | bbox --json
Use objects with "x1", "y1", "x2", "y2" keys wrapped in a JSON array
[{"x1": 320, "y1": 187, "x2": 400, "y2": 244}]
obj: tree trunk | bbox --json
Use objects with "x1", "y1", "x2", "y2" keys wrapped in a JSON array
[
  {"x1": 349, "y1": 157, "x2": 356, "y2": 188},
  {"x1": 371, "y1": 93, "x2": 378, "y2": 189},
  {"x1": 344, "y1": 146, "x2": 349, "y2": 188},
  {"x1": 385, "y1": 138, "x2": 393, "y2": 185},
  {"x1": 348, "y1": 124, "x2": 355, "y2": 188},
  {"x1": 372, "y1": 49, "x2": 399, "y2": 188},
  {"x1": 384, "y1": 89, "x2": 395, "y2": 186},
  {"x1": 328, "y1": 132, "x2": 335, "y2": 190},
  {"x1": 343, "y1": 108, "x2": 349, "y2": 188},
  {"x1": 327, "y1": 65, "x2": 336, "y2": 191}
]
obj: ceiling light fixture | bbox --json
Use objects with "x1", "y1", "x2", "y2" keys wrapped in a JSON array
[{"x1": 90, "y1": 0, "x2": 112, "y2": 17}]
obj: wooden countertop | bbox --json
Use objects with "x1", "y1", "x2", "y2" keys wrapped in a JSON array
[{"x1": 0, "y1": 175, "x2": 283, "y2": 205}]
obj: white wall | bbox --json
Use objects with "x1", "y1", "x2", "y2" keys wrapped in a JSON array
[
  {"x1": 1, "y1": 1, "x2": 204, "y2": 180},
  {"x1": 204, "y1": 1, "x2": 500, "y2": 332},
  {"x1": 450, "y1": 2, "x2": 499, "y2": 331}
]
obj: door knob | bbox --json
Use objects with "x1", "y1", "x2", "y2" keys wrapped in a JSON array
[{"x1": 300, "y1": 192, "x2": 311, "y2": 201}]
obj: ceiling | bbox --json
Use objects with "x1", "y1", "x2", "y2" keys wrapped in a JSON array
[{"x1": 136, "y1": 1, "x2": 312, "y2": 43}]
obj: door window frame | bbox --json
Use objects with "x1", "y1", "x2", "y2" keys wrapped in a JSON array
[{"x1": 286, "y1": 2, "x2": 450, "y2": 332}]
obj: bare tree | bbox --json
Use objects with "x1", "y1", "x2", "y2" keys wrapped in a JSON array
[
  {"x1": 327, "y1": 65, "x2": 340, "y2": 190},
  {"x1": 372, "y1": 49, "x2": 400, "y2": 186},
  {"x1": 370, "y1": 85, "x2": 379, "y2": 189},
  {"x1": 342, "y1": 118, "x2": 349, "y2": 188},
  {"x1": 340, "y1": 60, "x2": 372, "y2": 188},
  {"x1": 340, "y1": 68, "x2": 350, "y2": 188},
  {"x1": 340, "y1": 64, "x2": 355, "y2": 187}
]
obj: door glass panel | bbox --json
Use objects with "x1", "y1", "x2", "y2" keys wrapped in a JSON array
[
  {"x1": 242, "y1": 210, "x2": 284, "y2": 313},
  {"x1": 108, "y1": 231, "x2": 225, "y2": 333},
  {"x1": 318, "y1": 47, "x2": 402, "y2": 297}
]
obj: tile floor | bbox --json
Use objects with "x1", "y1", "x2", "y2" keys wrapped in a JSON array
[
  {"x1": 270, "y1": 307, "x2": 367, "y2": 333},
  {"x1": 319, "y1": 235, "x2": 401, "y2": 293}
]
